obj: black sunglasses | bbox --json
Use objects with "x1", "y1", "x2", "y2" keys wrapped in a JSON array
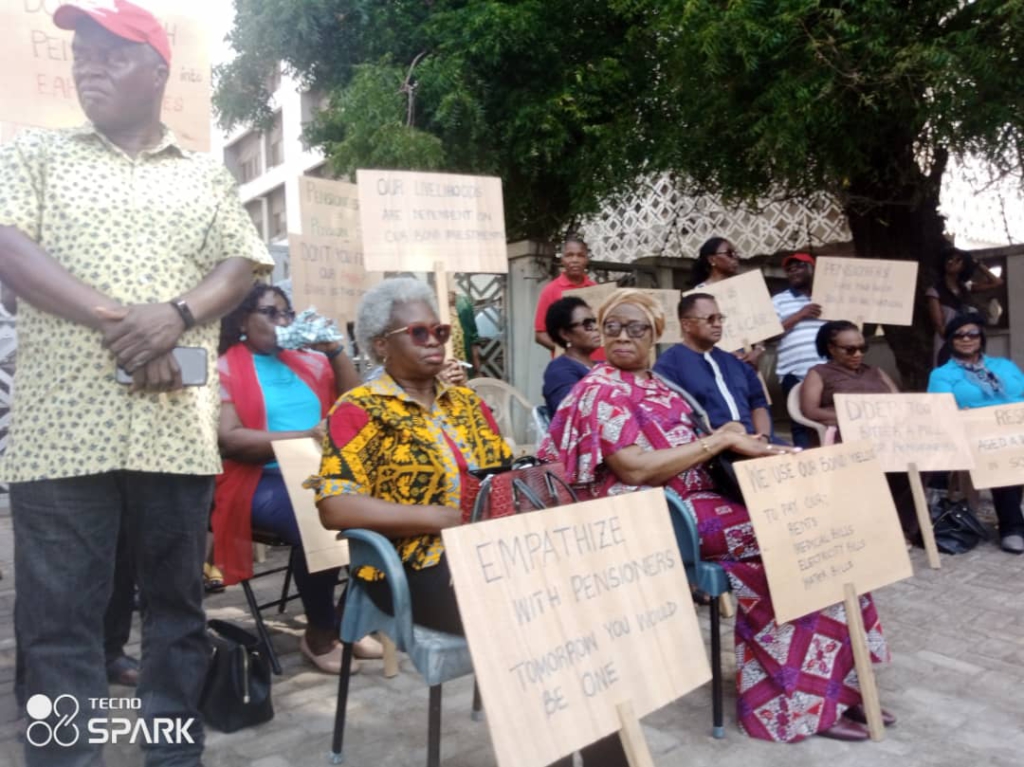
[
  {"x1": 254, "y1": 306, "x2": 296, "y2": 322},
  {"x1": 833, "y1": 343, "x2": 868, "y2": 355},
  {"x1": 952, "y1": 330, "x2": 982, "y2": 340},
  {"x1": 569, "y1": 318, "x2": 598, "y2": 331},
  {"x1": 602, "y1": 320, "x2": 652, "y2": 339}
]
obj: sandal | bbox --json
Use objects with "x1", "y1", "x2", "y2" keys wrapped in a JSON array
[
  {"x1": 203, "y1": 563, "x2": 225, "y2": 594},
  {"x1": 353, "y1": 635, "x2": 384, "y2": 660}
]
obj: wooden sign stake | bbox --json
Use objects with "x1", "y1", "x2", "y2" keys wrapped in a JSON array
[
  {"x1": 616, "y1": 700, "x2": 656, "y2": 767},
  {"x1": 380, "y1": 633, "x2": 400, "y2": 678},
  {"x1": 907, "y1": 462, "x2": 941, "y2": 570},
  {"x1": 842, "y1": 583, "x2": 885, "y2": 742},
  {"x1": 433, "y1": 261, "x2": 456, "y2": 359},
  {"x1": 719, "y1": 593, "x2": 735, "y2": 619}
]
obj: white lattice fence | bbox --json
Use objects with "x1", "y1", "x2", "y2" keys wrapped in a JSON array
[{"x1": 579, "y1": 174, "x2": 851, "y2": 263}]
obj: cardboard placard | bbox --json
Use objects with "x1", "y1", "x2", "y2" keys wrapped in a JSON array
[
  {"x1": 290, "y1": 177, "x2": 378, "y2": 330},
  {"x1": 563, "y1": 284, "x2": 682, "y2": 344},
  {"x1": 834, "y1": 393, "x2": 976, "y2": 473},
  {"x1": 356, "y1": 169, "x2": 508, "y2": 273},
  {"x1": 683, "y1": 271, "x2": 784, "y2": 350},
  {"x1": 960, "y1": 402, "x2": 1024, "y2": 490},
  {"x1": 735, "y1": 441, "x2": 913, "y2": 624},
  {"x1": 272, "y1": 437, "x2": 349, "y2": 572},
  {"x1": 0, "y1": 0, "x2": 211, "y2": 152},
  {"x1": 811, "y1": 257, "x2": 918, "y2": 325},
  {"x1": 442, "y1": 490, "x2": 709, "y2": 767}
]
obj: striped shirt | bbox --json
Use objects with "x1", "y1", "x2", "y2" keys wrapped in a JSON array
[{"x1": 771, "y1": 288, "x2": 825, "y2": 378}]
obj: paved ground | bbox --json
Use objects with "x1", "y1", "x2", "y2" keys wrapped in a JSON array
[{"x1": 1, "y1": 497, "x2": 1023, "y2": 767}]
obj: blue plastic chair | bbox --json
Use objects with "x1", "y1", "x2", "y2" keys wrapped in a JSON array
[
  {"x1": 664, "y1": 488, "x2": 731, "y2": 739},
  {"x1": 329, "y1": 529, "x2": 477, "y2": 766}
]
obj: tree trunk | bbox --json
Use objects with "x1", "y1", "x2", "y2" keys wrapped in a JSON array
[{"x1": 842, "y1": 151, "x2": 949, "y2": 392}]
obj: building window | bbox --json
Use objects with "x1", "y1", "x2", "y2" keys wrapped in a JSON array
[
  {"x1": 245, "y1": 199, "x2": 266, "y2": 240},
  {"x1": 267, "y1": 185, "x2": 287, "y2": 242},
  {"x1": 225, "y1": 131, "x2": 263, "y2": 185},
  {"x1": 265, "y1": 112, "x2": 284, "y2": 169}
]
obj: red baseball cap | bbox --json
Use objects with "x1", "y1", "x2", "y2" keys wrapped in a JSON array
[
  {"x1": 54, "y1": 1, "x2": 172, "y2": 66},
  {"x1": 782, "y1": 252, "x2": 815, "y2": 268}
]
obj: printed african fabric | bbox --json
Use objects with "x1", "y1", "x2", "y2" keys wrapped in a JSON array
[
  {"x1": 538, "y1": 364, "x2": 890, "y2": 742},
  {"x1": 317, "y1": 373, "x2": 511, "y2": 580}
]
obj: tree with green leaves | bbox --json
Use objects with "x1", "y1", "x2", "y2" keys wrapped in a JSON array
[
  {"x1": 647, "y1": 0, "x2": 1024, "y2": 387},
  {"x1": 215, "y1": 0, "x2": 1024, "y2": 387},
  {"x1": 214, "y1": 0, "x2": 661, "y2": 240}
]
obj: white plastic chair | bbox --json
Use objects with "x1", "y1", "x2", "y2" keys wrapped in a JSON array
[
  {"x1": 466, "y1": 377, "x2": 535, "y2": 452},
  {"x1": 786, "y1": 381, "x2": 837, "y2": 446}
]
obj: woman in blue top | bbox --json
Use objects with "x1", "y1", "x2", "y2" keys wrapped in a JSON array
[
  {"x1": 542, "y1": 297, "x2": 602, "y2": 414},
  {"x1": 928, "y1": 315, "x2": 1024, "y2": 554}
]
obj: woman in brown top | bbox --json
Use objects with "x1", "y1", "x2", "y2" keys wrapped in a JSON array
[{"x1": 801, "y1": 320, "x2": 916, "y2": 537}]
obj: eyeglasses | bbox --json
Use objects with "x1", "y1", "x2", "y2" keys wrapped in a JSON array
[
  {"x1": 952, "y1": 330, "x2": 982, "y2": 340},
  {"x1": 714, "y1": 249, "x2": 738, "y2": 260},
  {"x1": 833, "y1": 344, "x2": 868, "y2": 355},
  {"x1": 683, "y1": 314, "x2": 727, "y2": 325},
  {"x1": 569, "y1": 318, "x2": 598, "y2": 331},
  {"x1": 254, "y1": 306, "x2": 296, "y2": 322},
  {"x1": 386, "y1": 322, "x2": 452, "y2": 346},
  {"x1": 602, "y1": 320, "x2": 652, "y2": 339}
]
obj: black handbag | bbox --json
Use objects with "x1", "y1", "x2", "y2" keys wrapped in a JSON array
[
  {"x1": 930, "y1": 497, "x2": 990, "y2": 554},
  {"x1": 199, "y1": 620, "x2": 274, "y2": 733}
]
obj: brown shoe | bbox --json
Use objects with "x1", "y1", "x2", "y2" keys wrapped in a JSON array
[
  {"x1": 817, "y1": 718, "x2": 870, "y2": 741},
  {"x1": 843, "y1": 704, "x2": 897, "y2": 727}
]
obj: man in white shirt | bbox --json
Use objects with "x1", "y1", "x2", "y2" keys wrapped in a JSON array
[{"x1": 771, "y1": 253, "x2": 825, "y2": 447}]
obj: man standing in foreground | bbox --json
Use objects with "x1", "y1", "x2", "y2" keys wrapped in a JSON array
[
  {"x1": 655, "y1": 293, "x2": 772, "y2": 436},
  {"x1": 0, "y1": 3, "x2": 272, "y2": 765},
  {"x1": 771, "y1": 253, "x2": 825, "y2": 447}
]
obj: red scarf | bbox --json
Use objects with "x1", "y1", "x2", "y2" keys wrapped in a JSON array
[{"x1": 212, "y1": 343, "x2": 334, "y2": 585}]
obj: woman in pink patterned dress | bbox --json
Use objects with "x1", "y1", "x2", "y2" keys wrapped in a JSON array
[{"x1": 538, "y1": 289, "x2": 894, "y2": 743}]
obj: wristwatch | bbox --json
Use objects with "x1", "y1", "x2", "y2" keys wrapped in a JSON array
[{"x1": 170, "y1": 298, "x2": 197, "y2": 330}]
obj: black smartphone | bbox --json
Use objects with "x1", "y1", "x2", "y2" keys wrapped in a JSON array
[{"x1": 116, "y1": 346, "x2": 209, "y2": 386}]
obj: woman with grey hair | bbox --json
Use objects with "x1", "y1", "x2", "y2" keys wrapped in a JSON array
[{"x1": 314, "y1": 277, "x2": 511, "y2": 633}]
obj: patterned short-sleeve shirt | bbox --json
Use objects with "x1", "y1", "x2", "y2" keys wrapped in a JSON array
[
  {"x1": 0, "y1": 124, "x2": 274, "y2": 481},
  {"x1": 316, "y1": 374, "x2": 511, "y2": 580}
]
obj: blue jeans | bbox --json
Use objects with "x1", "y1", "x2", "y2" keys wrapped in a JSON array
[
  {"x1": 251, "y1": 469, "x2": 340, "y2": 631},
  {"x1": 781, "y1": 373, "x2": 813, "y2": 449},
  {"x1": 12, "y1": 471, "x2": 213, "y2": 767}
]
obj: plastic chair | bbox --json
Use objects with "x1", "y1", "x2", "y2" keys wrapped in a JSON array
[
  {"x1": 466, "y1": 377, "x2": 534, "y2": 448},
  {"x1": 532, "y1": 404, "x2": 551, "y2": 438},
  {"x1": 329, "y1": 530, "x2": 478, "y2": 766},
  {"x1": 786, "y1": 381, "x2": 837, "y2": 446},
  {"x1": 664, "y1": 488, "x2": 730, "y2": 739}
]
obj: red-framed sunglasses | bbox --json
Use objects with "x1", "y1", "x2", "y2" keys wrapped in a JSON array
[{"x1": 386, "y1": 322, "x2": 452, "y2": 346}]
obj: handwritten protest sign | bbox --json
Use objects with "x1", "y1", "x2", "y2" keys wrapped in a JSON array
[
  {"x1": 290, "y1": 177, "x2": 378, "y2": 330},
  {"x1": 442, "y1": 490, "x2": 709, "y2": 767},
  {"x1": 564, "y1": 284, "x2": 682, "y2": 344},
  {"x1": 0, "y1": 0, "x2": 211, "y2": 151},
  {"x1": 960, "y1": 402, "x2": 1024, "y2": 490},
  {"x1": 683, "y1": 271, "x2": 783, "y2": 350},
  {"x1": 834, "y1": 393, "x2": 975, "y2": 473},
  {"x1": 356, "y1": 169, "x2": 507, "y2": 273},
  {"x1": 272, "y1": 438, "x2": 349, "y2": 573},
  {"x1": 811, "y1": 257, "x2": 918, "y2": 325},
  {"x1": 735, "y1": 441, "x2": 912, "y2": 624}
]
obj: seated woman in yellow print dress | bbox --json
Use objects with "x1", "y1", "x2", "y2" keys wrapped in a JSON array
[{"x1": 315, "y1": 277, "x2": 511, "y2": 633}]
